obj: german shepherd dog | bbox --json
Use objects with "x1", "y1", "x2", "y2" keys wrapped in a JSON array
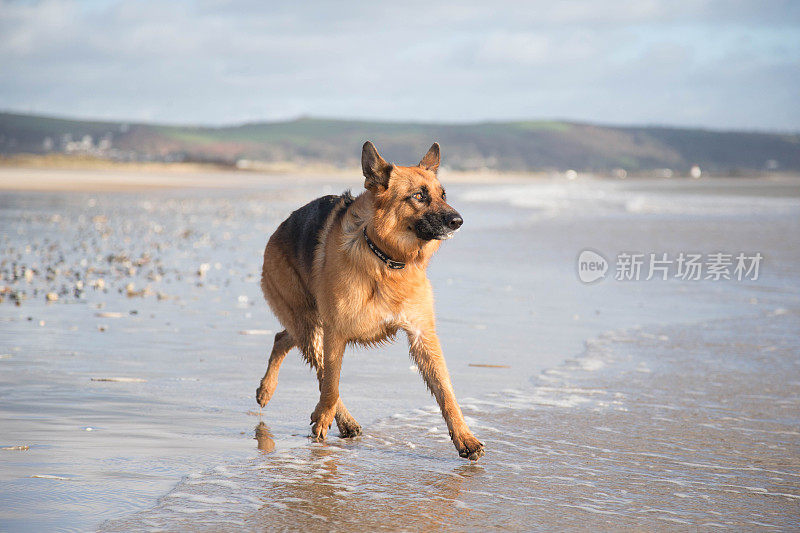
[{"x1": 256, "y1": 141, "x2": 484, "y2": 460}]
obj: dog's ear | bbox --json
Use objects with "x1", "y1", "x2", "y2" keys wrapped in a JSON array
[
  {"x1": 362, "y1": 141, "x2": 392, "y2": 192},
  {"x1": 418, "y1": 142, "x2": 440, "y2": 173}
]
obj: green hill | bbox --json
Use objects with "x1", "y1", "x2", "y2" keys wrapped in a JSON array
[{"x1": 1, "y1": 111, "x2": 798, "y2": 173}]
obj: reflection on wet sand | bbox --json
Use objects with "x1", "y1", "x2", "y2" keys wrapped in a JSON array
[
  {"x1": 254, "y1": 422, "x2": 275, "y2": 454},
  {"x1": 245, "y1": 435, "x2": 485, "y2": 531}
]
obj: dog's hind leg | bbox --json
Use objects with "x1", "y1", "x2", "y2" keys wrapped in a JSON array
[
  {"x1": 259, "y1": 240, "x2": 316, "y2": 407},
  {"x1": 256, "y1": 329, "x2": 295, "y2": 407}
]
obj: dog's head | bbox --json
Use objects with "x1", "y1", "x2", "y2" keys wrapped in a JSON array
[{"x1": 362, "y1": 141, "x2": 462, "y2": 248}]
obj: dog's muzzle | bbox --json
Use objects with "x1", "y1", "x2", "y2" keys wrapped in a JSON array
[{"x1": 414, "y1": 210, "x2": 463, "y2": 241}]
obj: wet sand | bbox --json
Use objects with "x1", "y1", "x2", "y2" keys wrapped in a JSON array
[
  {"x1": 1, "y1": 171, "x2": 799, "y2": 531},
  {"x1": 0, "y1": 166, "x2": 350, "y2": 192}
]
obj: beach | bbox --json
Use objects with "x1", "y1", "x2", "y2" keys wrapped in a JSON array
[{"x1": 1, "y1": 169, "x2": 799, "y2": 531}]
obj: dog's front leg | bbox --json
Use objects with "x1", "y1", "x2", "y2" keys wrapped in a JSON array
[
  {"x1": 310, "y1": 325, "x2": 345, "y2": 440},
  {"x1": 406, "y1": 324, "x2": 485, "y2": 460}
]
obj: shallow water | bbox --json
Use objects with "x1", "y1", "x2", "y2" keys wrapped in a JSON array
[
  {"x1": 1, "y1": 175, "x2": 799, "y2": 531},
  {"x1": 103, "y1": 311, "x2": 800, "y2": 531}
]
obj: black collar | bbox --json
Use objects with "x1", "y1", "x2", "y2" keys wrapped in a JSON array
[{"x1": 363, "y1": 227, "x2": 405, "y2": 270}]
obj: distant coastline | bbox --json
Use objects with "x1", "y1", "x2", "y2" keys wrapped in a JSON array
[{"x1": 2, "y1": 111, "x2": 799, "y2": 175}]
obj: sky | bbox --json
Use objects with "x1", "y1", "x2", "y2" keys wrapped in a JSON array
[{"x1": 1, "y1": 0, "x2": 799, "y2": 131}]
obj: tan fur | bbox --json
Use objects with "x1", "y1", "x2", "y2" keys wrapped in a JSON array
[{"x1": 256, "y1": 142, "x2": 484, "y2": 460}]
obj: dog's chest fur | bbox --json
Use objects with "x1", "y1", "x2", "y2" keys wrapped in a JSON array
[
  {"x1": 319, "y1": 246, "x2": 427, "y2": 342},
  {"x1": 328, "y1": 266, "x2": 423, "y2": 343}
]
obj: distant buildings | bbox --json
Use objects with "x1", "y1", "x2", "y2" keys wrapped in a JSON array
[{"x1": 44, "y1": 132, "x2": 115, "y2": 156}]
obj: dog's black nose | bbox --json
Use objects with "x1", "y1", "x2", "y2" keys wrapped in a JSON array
[{"x1": 447, "y1": 213, "x2": 463, "y2": 230}]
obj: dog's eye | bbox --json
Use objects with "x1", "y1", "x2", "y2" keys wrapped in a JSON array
[
  {"x1": 442, "y1": 191, "x2": 446, "y2": 200},
  {"x1": 412, "y1": 192, "x2": 425, "y2": 201}
]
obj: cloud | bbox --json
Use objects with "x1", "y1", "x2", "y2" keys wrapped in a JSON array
[{"x1": 1, "y1": 0, "x2": 798, "y2": 130}]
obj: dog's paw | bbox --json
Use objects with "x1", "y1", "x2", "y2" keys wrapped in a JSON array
[
  {"x1": 310, "y1": 406, "x2": 335, "y2": 441},
  {"x1": 310, "y1": 424, "x2": 327, "y2": 441},
  {"x1": 337, "y1": 420, "x2": 362, "y2": 439},
  {"x1": 454, "y1": 433, "x2": 485, "y2": 461},
  {"x1": 255, "y1": 383, "x2": 272, "y2": 408}
]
